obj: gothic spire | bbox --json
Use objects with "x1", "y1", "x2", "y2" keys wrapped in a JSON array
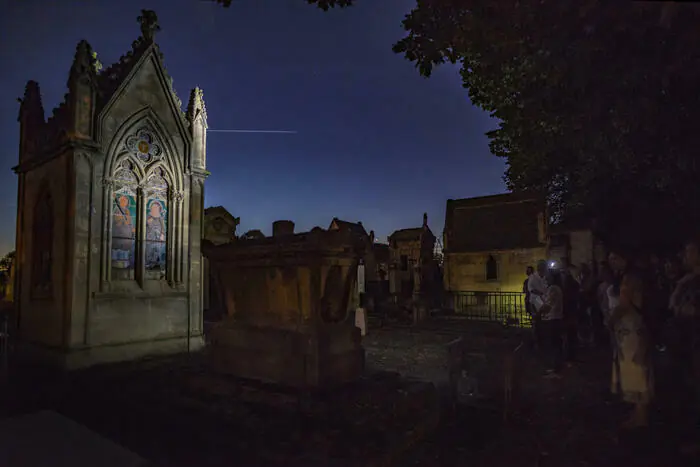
[
  {"x1": 17, "y1": 80, "x2": 45, "y2": 125},
  {"x1": 68, "y1": 40, "x2": 99, "y2": 90},
  {"x1": 186, "y1": 87, "x2": 208, "y2": 128}
]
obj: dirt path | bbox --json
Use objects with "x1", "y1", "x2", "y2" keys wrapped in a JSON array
[{"x1": 363, "y1": 325, "x2": 700, "y2": 466}]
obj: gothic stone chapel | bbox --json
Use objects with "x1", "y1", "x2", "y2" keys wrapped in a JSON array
[{"x1": 13, "y1": 11, "x2": 208, "y2": 369}]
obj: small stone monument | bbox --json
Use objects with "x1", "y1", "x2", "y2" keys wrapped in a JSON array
[{"x1": 204, "y1": 223, "x2": 366, "y2": 388}]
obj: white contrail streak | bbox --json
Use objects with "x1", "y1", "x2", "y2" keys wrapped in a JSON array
[{"x1": 207, "y1": 129, "x2": 298, "y2": 134}]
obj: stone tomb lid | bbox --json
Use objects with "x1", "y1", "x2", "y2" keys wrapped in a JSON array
[
  {"x1": 205, "y1": 227, "x2": 366, "y2": 262},
  {"x1": 0, "y1": 410, "x2": 148, "y2": 467}
]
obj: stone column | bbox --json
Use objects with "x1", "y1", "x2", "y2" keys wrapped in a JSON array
[
  {"x1": 355, "y1": 260, "x2": 367, "y2": 336},
  {"x1": 412, "y1": 263, "x2": 426, "y2": 325},
  {"x1": 388, "y1": 263, "x2": 398, "y2": 305}
]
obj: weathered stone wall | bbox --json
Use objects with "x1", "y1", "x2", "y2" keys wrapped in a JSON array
[
  {"x1": 205, "y1": 229, "x2": 365, "y2": 387},
  {"x1": 100, "y1": 56, "x2": 187, "y2": 155},
  {"x1": 444, "y1": 247, "x2": 547, "y2": 293},
  {"x1": 17, "y1": 154, "x2": 70, "y2": 348},
  {"x1": 16, "y1": 43, "x2": 206, "y2": 368},
  {"x1": 391, "y1": 239, "x2": 421, "y2": 282}
]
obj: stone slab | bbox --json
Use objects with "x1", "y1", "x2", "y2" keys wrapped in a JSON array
[{"x1": 0, "y1": 410, "x2": 148, "y2": 467}]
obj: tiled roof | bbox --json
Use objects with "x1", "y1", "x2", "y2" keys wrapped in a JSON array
[
  {"x1": 389, "y1": 225, "x2": 435, "y2": 243},
  {"x1": 445, "y1": 192, "x2": 546, "y2": 252},
  {"x1": 329, "y1": 218, "x2": 368, "y2": 238}
]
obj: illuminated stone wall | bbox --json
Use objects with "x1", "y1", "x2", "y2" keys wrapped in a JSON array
[
  {"x1": 13, "y1": 12, "x2": 209, "y2": 369},
  {"x1": 444, "y1": 247, "x2": 548, "y2": 293}
]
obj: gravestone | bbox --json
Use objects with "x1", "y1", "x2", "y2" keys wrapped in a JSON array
[{"x1": 204, "y1": 223, "x2": 365, "y2": 388}]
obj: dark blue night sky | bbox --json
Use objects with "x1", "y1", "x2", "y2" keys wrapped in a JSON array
[{"x1": 0, "y1": 0, "x2": 505, "y2": 255}]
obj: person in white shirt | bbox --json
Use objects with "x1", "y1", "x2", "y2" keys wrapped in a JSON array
[
  {"x1": 528, "y1": 260, "x2": 549, "y2": 310},
  {"x1": 528, "y1": 260, "x2": 549, "y2": 348},
  {"x1": 607, "y1": 250, "x2": 629, "y2": 311},
  {"x1": 539, "y1": 270, "x2": 565, "y2": 377}
]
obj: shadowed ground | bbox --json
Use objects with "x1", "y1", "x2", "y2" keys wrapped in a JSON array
[
  {"x1": 368, "y1": 321, "x2": 700, "y2": 467},
  {"x1": 0, "y1": 321, "x2": 698, "y2": 466}
]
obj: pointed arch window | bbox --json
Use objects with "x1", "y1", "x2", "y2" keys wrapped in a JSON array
[
  {"x1": 485, "y1": 255, "x2": 499, "y2": 281},
  {"x1": 111, "y1": 160, "x2": 138, "y2": 281},
  {"x1": 144, "y1": 167, "x2": 169, "y2": 280},
  {"x1": 106, "y1": 123, "x2": 177, "y2": 285},
  {"x1": 32, "y1": 187, "x2": 53, "y2": 296}
]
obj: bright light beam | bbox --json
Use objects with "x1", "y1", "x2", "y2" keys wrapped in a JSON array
[{"x1": 207, "y1": 129, "x2": 298, "y2": 134}]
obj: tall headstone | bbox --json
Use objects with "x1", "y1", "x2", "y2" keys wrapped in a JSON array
[{"x1": 13, "y1": 10, "x2": 208, "y2": 369}]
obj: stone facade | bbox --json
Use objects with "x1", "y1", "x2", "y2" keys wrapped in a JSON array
[
  {"x1": 443, "y1": 193, "x2": 548, "y2": 293},
  {"x1": 388, "y1": 213, "x2": 437, "y2": 298},
  {"x1": 204, "y1": 225, "x2": 365, "y2": 388},
  {"x1": 12, "y1": 11, "x2": 208, "y2": 369}
]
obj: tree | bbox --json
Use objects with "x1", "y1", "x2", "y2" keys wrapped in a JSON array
[
  {"x1": 214, "y1": 0, "x2": 352, "y2": 11},
  {"x1": 216, "y1": 1, "x2": 700, "y2": 249},
  {"x1": 392, "y1": 1, "x2": 700, "y2": 249},
  {"x1": 0, "y1": 251, "x2": 14, "y2": 271}
]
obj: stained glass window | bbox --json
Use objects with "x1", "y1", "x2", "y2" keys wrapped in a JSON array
[
  {"x1": 124, "y1": 127, "x2": 163, "y2": 163},
  {"x1": 111, "y1": 161, "x2": 137, "y2": 280},
  {"x1": 144, "y1": 167, "x2": 168, "y2": 280}
]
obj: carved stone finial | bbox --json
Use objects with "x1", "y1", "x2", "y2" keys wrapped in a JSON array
[
  {"x1": 186, "y1": 87, "x2": 208, "y2": 127},
  {"x1": 69, "y1": 40, "x2": 99, "y2": 88},
  {"x1": 137, "y1": 9, "x2": 160, "y2": 42},
  {"x1": 17, "y1": 80, "x2": 45, "y2": 124}
]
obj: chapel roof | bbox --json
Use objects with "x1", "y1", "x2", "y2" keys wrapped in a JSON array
[
  {"x1": 445, "y1": 192, "x2": 546, "y2": 253},
  {"x1": 328, "y1": 218, "x2": 368, "y2": 238},
  {"x1": 388, "y1": 212, "x2": 435, "y2": 243}
]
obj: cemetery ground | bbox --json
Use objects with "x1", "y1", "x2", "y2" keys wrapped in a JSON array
[{"x1": 1, "y1": 320, "x2": 699, "y2": 466}]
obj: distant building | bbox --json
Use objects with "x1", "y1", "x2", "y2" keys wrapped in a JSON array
[
  {"x1": 372, "y1": 243, "x2": 390, "y2": 281},
  {"x1": 443, "y1": 193, "x2": 548, "y2": 293},
  {"x1": 388, "y1": 213, "x2": 437, "y2": 298},
  {"x1": 328, "y1": 218, "x2": 382, "y2": 281}
]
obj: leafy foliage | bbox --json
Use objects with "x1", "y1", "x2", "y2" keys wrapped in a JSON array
[
  {"x1": 215, "y1": 0, "x2": 700, "y2": 249},
  {"x1": 214, "y1": 0, "x2": 353, "y2": 11},
  {"x1": 391, "y1": 1, "x2": 700, "y2": 248},
  {"x1": 0, "y1": 251, "x2": 14, "y2": 271}
]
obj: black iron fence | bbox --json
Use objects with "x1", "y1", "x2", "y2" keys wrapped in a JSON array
[{"x1": 444, "y1": 291, "x2": 532, "y2": 328}]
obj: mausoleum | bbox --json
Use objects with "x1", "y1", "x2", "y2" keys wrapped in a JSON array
[{"x1": 13, "y1": 10, "x2": 208, "y2": 368}]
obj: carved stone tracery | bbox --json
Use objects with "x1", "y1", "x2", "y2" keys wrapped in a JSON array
[{"x1": 124, "y1": 126, "x2": 163, "y2": 163}]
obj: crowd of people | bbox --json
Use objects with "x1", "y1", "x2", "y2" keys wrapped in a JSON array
[{"x1": 523, "y1": 237, "x2": 700, "y2": 431}]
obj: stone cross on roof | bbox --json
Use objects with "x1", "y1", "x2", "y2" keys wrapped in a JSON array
[{"x1": 137, "y1": 9, "x2": 160, "y2": 42}]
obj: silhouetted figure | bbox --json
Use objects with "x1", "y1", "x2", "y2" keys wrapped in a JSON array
[
  {"x1": 669, "y1": 237, "x2": 700, "y2": 435},
  {"x1": 561, "y1": 264, "x2": 581, "y2": 363},
  {"x1": 540, "y1": 270, "x2": 564, "y2": 378},
  {"x1": 528, "y1": 261, "x2": 548, "y2": 348}
]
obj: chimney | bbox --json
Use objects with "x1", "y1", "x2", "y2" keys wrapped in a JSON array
[
  {"x1": 272, "y1": 220, "x2": 295, "y2": 237},
  {"x1": 423, "y1": 212, "x2": 428, "y2": 227},
  {"x1": 369, "y1": 230, "x2": 375, "y2": 243}
]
